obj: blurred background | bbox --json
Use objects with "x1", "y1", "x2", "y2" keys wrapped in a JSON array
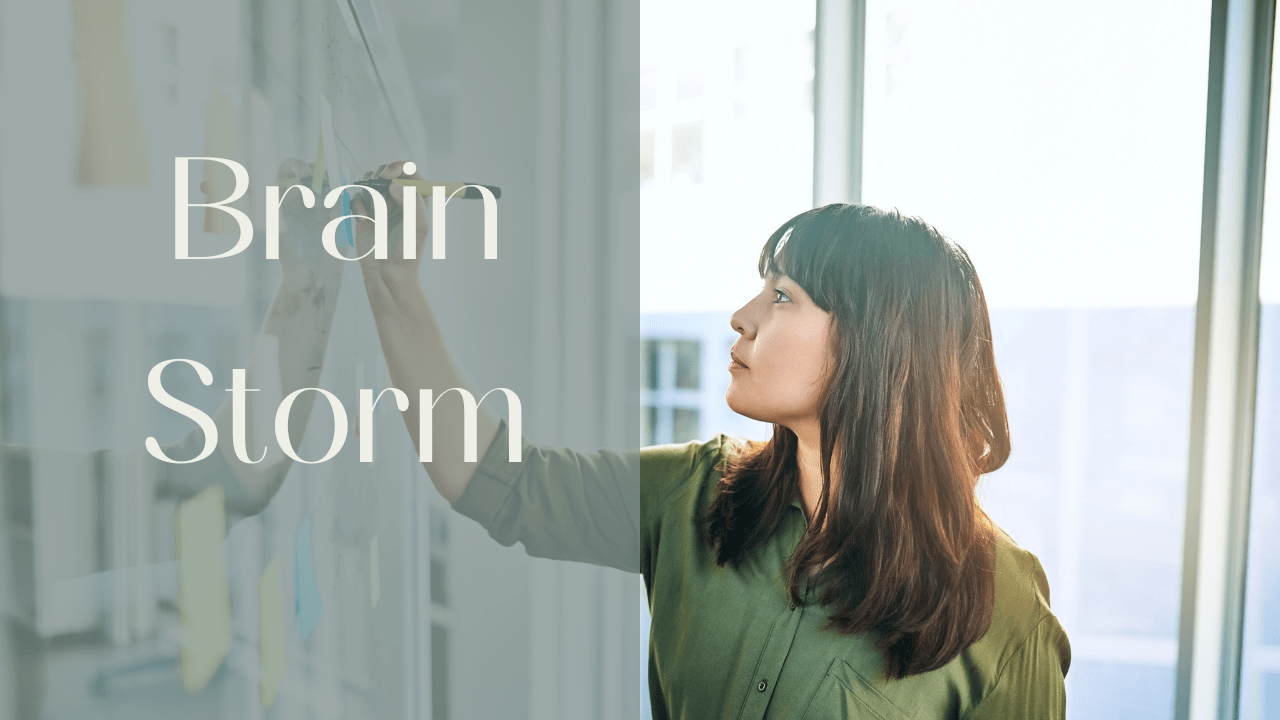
[{"x1": 638, "y1": 0, "x2": 1278, "y2": 719}]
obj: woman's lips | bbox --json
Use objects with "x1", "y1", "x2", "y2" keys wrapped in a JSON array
[{"x1": 729, "y1": 352, "x2": 748, "y2": 370}]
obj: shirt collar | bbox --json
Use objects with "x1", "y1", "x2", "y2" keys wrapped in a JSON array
[{"x1": 789, "y1": 496, "x2": 810, "y2": 530}]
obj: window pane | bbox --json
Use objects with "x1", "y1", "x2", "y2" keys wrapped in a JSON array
[
  {"x1": 644, "y1": 404, "x2": 657, "y2": 447},
  {"x1": 1242, "y1": 301, "x2": 1280, "y2": 720},
  {"x1": 641, "y1": 129, "x2": 656, "y2": 182},
  {"x1": 861, "y1": 1, "x2": 1210, "y2": 717},
  {"x1": 674, "y1": 340, "x2": 701, "y2": 390},
  {"x1": 641, "y1": 0, "x2": 816, "y2": 315},
  {"x1": 1240, "y1": 7, "x2": 1280, "y2": 715},
  {"x1": 645, "y1": 339, "x2": 661, "y2": 390},
  {"x1": 671, "y1": 122, "x2": 704, "y2": 183},
  {"x1": 673, "y1": 407, "x2": 701, "y2": 443}
]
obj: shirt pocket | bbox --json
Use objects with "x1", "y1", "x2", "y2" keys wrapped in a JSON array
[{"x1": 799, "y1": 657, "x2": 912, "y2": 720}]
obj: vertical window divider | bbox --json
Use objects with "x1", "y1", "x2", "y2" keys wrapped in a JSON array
[
  {"x1": 1177, "y1": 0, "x2": 1275, "y2": 718},
  {"x1": 813, "y1": 0, "x2": 865, "y2": 206}
]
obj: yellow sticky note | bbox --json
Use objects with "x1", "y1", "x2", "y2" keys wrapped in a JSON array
[
  {"x1": 370, "y1": 535, "x2": 381, "y2": 608},
  {"x1": 72, "y1": 0, "x2": 151, "y2": 185},
  {"x1": 176, "y1": 486, "x2": 232, "y2": 692},
  {"x1": 258, "y1": 558, "x2": 287, "y2": 707}
]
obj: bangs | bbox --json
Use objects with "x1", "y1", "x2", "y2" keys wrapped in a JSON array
[{"x1": 757, "y1": 205, "x2": 863, "y2": 311}]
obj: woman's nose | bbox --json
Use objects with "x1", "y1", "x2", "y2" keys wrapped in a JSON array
[{"x1": 730, "y1": 302, "x2": 755, "y2": 338}]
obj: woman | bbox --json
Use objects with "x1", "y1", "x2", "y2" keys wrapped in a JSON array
[{"x1": 354, "y1": 162, "x2": 1070, "y2": 719}]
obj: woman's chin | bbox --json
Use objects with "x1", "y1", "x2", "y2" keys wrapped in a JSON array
[
  {"x1": 725, "y1": 392, "x2": 766, "y2": 424},
  {"x1": 725, "y1": 388, "x2": 742, "y2": 415}
]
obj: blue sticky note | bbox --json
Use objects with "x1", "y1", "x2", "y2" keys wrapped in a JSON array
[{"x1": 295, "y1": 516, "x2": 324, "y2": 639}]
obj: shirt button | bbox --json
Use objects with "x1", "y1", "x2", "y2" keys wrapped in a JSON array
[
  {"x1": 758, "y1": 680, "x2": 767, "y2": 692},
  {"x1": 789, "y1": 603, "x2": 796, "y2": 611}
]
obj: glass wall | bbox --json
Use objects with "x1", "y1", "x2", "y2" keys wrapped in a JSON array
[
  {"x1": 0, "y1": 1, "x2": 643, "y2": 718},
  {"x1": 1, "y1": 3, "x2": 425, "y2": 716}
]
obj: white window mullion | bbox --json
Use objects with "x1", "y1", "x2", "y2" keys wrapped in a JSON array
[
  {"x1": 812, "y1": 0, "x2": 864, "y2": 206},
  {"x1": 1175, "y1": 0, "x2": 1274, "y2": 718}
]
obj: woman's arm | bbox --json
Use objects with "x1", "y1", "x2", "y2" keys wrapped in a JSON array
[
  {"x1": 351, "y1": 162, "x2": 661, "y2": 573},
  {"x1": 352, "y1": 161, "x2": 500, "y2": 503}
]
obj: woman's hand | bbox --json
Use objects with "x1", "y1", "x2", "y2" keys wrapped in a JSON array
[
  {"x1": 351, "y1": 160, "x2": 500, "y2": 503},
  {"x1": 275, "y1": 158, "x2": 344, "y2": 291},
  {"x1": 350, "y1": 160, "x2": 429, "y2": 287}
]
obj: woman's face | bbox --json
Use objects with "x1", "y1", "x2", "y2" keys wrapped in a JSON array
[{"x1": 727, "y1": 270, "x2": 835, "y2": 430}]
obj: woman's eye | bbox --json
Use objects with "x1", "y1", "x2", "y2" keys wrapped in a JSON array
[{"x1": 772, "y1": 288, "x2": 790, "y2": 303}]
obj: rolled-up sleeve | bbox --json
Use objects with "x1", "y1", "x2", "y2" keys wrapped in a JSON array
[{"x1": 450, "y1": 420, "x2": 642, "y2": 573}]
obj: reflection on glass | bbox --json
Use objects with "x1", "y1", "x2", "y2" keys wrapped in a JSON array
[{"x1": 860, "y1": 0, "x2": 1210, "y2": 717}]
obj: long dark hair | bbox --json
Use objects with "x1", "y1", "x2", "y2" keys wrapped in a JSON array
[{"x1": 704, "y1": 203, "x2": 1010, "y2": 679}]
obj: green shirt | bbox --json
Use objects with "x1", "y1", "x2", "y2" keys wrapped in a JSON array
[{"x1": 452, "y1": 421, "x2": 1071, "y2": 719}]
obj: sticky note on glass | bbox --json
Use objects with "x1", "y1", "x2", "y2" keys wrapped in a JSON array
[
  {"x1": 370, "y1": 535, "x2": 380, "y2": 608},
  {"x1": 72, "y1": 0, "x2": 151, "y2": 185},
  {"x1": 176, "y1": 486, "x2": 232, "y2": 692},
  {"x1": 258, "y1": 558, "x2": 287, "y2": 707},
  {"x1": 310, "y1": 95, "x2": 338, "y2": 198},
  {"x1": 295, "y1": 516, "x2": 324, "y2": 639}
]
